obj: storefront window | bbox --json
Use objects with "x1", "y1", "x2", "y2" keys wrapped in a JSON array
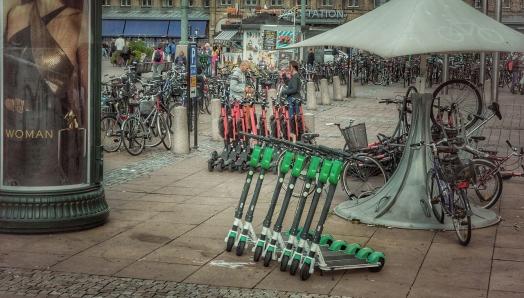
[
  {"x1": 321, "y1": 0, "x2": 333, "y2": 7},
  {"x1": 347, "y1": 0, "x2": 359, "y2": 8},
  {"x1": 245, "y1": 0, "x2": 257, "y2": 6},
  {"x1": 121, "y1": 0, "x2": 131, "y2": 7},
  {"x1": 221, "y1": 0, "x2": 233, "y2": 6},
  {"x1": 163, "y1": 0, "x2": 173, "y2": 7},
  {"x1": 142, "y1": 0, "x2": 152, "y2": 7},
  {"x1": 2, "y1": 0, "x2": 91, "y2": 188}
]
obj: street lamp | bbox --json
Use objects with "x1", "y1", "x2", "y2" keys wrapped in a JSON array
[{"x1": 189, "y1": 25, "x2": 199, "y2": 43}]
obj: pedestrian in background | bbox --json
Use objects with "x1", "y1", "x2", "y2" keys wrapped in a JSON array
[
  {"x1": 152, "y1": 44, "x2": 165, "y2": 77},
  {"x1": 307, "y1": 48, "x2": 315, "y2": 68},
  {"x1": 115, "y1": 36, "x2": 125, "y2": 66}
]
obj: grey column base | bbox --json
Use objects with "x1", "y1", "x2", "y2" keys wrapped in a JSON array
[
  {"x1": 334, "y1": 93, "x2": 500, "y2": 230},
  {"x1": 0, "y1": 185, "x2": 109, "y2": 234}
]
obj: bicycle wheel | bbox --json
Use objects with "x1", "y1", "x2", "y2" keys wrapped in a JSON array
[
  {"x1": 342, "y1": 155, "x2": 387, "y2": 199},
  {"x1": 122, "y1": 117, "x2": 146, "y2": 156},
  {"x1": 426, "y1": 170, "x2": 445, "y2": 223},
  {"x1": 101, "y1": 115, "x2": 122, "y2": 153},
  {"x1": 145, "y1": 114, "x2": 164, "y2": 148},
  {"x1": 468, "y1": 158, "x2": 503, "y2": 209},
  {"x1": 431, "y1": 79, "x2": 482, "y2": 131},
  {"x1": 453, "y1": 189, "x2": 472, "y2": 246},
  {"x1": 159, "y1": 115, "x2": 172, "y2": 150}
]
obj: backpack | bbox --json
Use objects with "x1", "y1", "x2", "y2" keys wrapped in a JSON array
[{"x1": 153, "y1": 50, "x2": 162, "y2": 63}]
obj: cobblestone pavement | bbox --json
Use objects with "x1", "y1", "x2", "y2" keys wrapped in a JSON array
[
  {"x1": 0, "y1": 267, "x2": 342, "y2": 298},
  {"x1": 0, "y1": 62, "x2": 523, "y2": 297}
]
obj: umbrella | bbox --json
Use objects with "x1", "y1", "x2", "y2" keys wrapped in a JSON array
[{"x1": 289, "y1": 0, "x2": 524, "y2": 57}]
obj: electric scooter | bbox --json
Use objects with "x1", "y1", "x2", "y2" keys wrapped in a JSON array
[
  {"x1": 225, "y1": 144, "x2": 263, "y2": 251},
  {"x1": 235, "y1": 136, "x2": 275, "y2": 256}
]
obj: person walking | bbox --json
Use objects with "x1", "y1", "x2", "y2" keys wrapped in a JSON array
[
  {"x1": 307, "y1": 48, "x2": 315, "y2": 68},
  {"x1": 152, "y1": 44, "x2": 165, "y2": 77},
  {"x1": 115, "y1": 36, "x2": 125, "y2": 66}
]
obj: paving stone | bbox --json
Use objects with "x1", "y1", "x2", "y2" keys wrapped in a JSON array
[{"x1": 490, "y1": 260, "x2": 524, "y2": 293}]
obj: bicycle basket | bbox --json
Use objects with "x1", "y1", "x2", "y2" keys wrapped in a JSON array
[
  {"x1": 140, "y1": 100, "x2": 155, "y2": 116},
  {"x1": 342, "y1": 123, "x2": 368, "y2": 151}
]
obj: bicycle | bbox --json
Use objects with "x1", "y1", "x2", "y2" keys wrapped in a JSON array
[
  {"x1": 121, "y1": 93, "x2": 172, "y2": 156},
  {"x1": 412, "y1": 139, "x2": 474, "y2": 246}
]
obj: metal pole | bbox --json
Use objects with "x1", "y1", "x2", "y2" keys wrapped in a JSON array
[
  {"x1": 479, "y1": 0, "x2": 488, "y2": 87},
  {"x1": 301, "y1": 0, "x2": 306, "y2": 62},
  {"x1": 491, "y1": 0, "x2": 502, "y2": 103},
  {"x1": 180, "y1": 0, "x2": 189, "y2": 45},
  {"x1": 442, "y1": 54, "x2": 449, "y2": 83}
]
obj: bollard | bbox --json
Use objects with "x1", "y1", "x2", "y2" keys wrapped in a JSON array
[
  {"x1": 320, "y1": 78, "x2": 331, "y2": 105},
  {"x1": 415, "y1": 76, "x2": 426, "y2": 94},
  {"x1": 306, "y1": 81, "x2": 317, "y2": 110},
  {"x1": 173, "y1": 106, "x2": 190, "y2": 154},
  {"x1": 211, "y1": 98, "x2": 221, "y2": 141},
  {"x1": 333, "y1": 76, "x2": 342, "y2": 101},
  {"x1": 483, "y1": 79, "x2": 492, "y2": 104},
  {"x1": 304, "y1": 113, "x2": 315, "y2": 133}
]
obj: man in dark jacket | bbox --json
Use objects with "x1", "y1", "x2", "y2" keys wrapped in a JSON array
[
  {"x1": 307, "y1": 48, "x2": 315, "y2": 67},
  {"x1": 282, "y1": 60, "x2": 302, "y2": 140}
]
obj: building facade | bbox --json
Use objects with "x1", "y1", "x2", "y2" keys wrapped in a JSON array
[{"x1": 101, "y1": 0, "x2": 524, "y2": 40}]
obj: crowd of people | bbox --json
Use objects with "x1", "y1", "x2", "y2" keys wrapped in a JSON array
[{"x1": 102, "y1": 37, "x2": 221, "y2": 76}]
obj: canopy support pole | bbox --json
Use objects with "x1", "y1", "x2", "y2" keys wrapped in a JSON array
[
  {"x1": 491, "y1": 0, "x2": 503, "y2": 103},
  {"x1": 479, "y1": 0, "x2": 488, "y2": 89}
]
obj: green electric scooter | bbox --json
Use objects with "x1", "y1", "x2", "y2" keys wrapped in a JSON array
[
  {"x1": 262, "y1": 148, "x2": 307, "y2": 267},
  {"x1": 235, "y1": 141, "x2": 275, "y2": 256},
  {"x1": 298, "y1": 145, "x2": 385, "y2": 281},
  {"x1": 225, "y1": 144, "x2": 263, "y2": 252},
  {"x1": 278, "y1": 154, "x2": 322, "y2": 272}
]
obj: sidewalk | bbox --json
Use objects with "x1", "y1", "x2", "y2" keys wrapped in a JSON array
[{"x1": 1, "y1": 83, "x2": 523, "y2": 297}]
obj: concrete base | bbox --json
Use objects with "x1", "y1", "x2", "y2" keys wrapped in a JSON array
[
  {"x1": 304, "y1": 113, "x2": 315, "y2": 133},
  {"x1": 172, "y1": 106, "x2": 190, "y2": 154},
  {"x1": 334, "y1": 93, "x2": 500, "y2": 230},
  {"x1": 320, "y1": 79, "x2": 331, "y2": 105},
  {"x1": 210, "y1": 99, "x2": 221, "y2": 141},
  {"x1": 306, "y1": 81, "x2": 317, "y2": 110}
]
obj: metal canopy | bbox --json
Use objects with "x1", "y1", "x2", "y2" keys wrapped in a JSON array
[
  {"x1": 288, "y1": 0, "x2": 524, "y2": 57},
  {"x1": 214, "y1": 31, "x2": 239, "y2": 42}
]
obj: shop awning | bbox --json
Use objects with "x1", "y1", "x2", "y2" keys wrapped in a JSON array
[
  {"x1": 214, "y1": 31, "x2": 238, "y2": 41},
  {"x1": 102, "y1": 20, "x2": 125, "y2": 37},
  {"x1": 167, "y1": 21, "x2": 208, "y2": 38},
  {"x1": 123, "y1": 20, "x2": 169, "y2": 37}
]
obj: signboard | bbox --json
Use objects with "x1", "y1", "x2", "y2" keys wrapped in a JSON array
[
  {"x1": 305, "y1": 9, "x2": 345, "y2": 19},
  {"x1": 276, "y1": 31, "x2": 294, "y2": 49},
  {"x1": 1, "y1": 0, "x2": 90, "y2": 188},
  {"x1": 189, "y1": 43, "x2": 197, "y2": 98},
  {"x1": 263, "y1": 30, "x2": 277, "y2": 51}
]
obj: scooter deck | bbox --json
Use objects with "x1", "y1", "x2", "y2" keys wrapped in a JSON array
[{"x1": 318, "y1": 246, "x2": 381, "y2": 271}]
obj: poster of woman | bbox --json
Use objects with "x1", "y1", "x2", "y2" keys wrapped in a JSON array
[{"x1": 2, "y1": 0, "x2": 90, "y2": 187}]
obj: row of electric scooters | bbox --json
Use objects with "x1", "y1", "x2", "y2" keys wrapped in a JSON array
[
  {"x1": 208, "y1": 95, "x2": 308, "y2": 173},
  {"x1": 224, "y1": 132, "x2": 385, "y2": 281}
]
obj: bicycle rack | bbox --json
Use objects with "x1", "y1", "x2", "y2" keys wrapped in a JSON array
[{"x1": 334, "y1": 93, "x2": 500, "y2": 230}]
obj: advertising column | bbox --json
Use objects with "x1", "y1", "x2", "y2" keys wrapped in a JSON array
[{"x1": 0, "y1": 0, "x2": 109, "y2": 233}]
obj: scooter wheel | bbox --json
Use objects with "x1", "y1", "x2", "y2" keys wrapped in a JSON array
[
  {"x1": 300, "y1": 264, "x2": 312, "y2": 281},
  {"x1": 263, "y1": 251, "x2": 273, "y2": 267},
  {"x1": 217, "y1": 160, "x2": 224, "y2": 172},
  {"x1": 279, "y1": 255, "x2": 290, "y2": 272},
  {"x1": 236, "y1": 240, "x2": 246, "y2": 256},
  {"x1": 289, "y1": 258, "x2": 300, "y2": 276},
  {"x1": 226, "y1": 237, "x2": 235, "y2": 252},
  {"x1": 207, "y1": 159, "x2": 214, "y2": 172},
  {"x1": 228, "y1": 163, "x2": 235, "y2": 172},
  {"x1": 368, "y1": 257, "x2": 385, "y2": 272},
  {"x1": 253, "y1": 246, "x2": 263, "y2": 262}
]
